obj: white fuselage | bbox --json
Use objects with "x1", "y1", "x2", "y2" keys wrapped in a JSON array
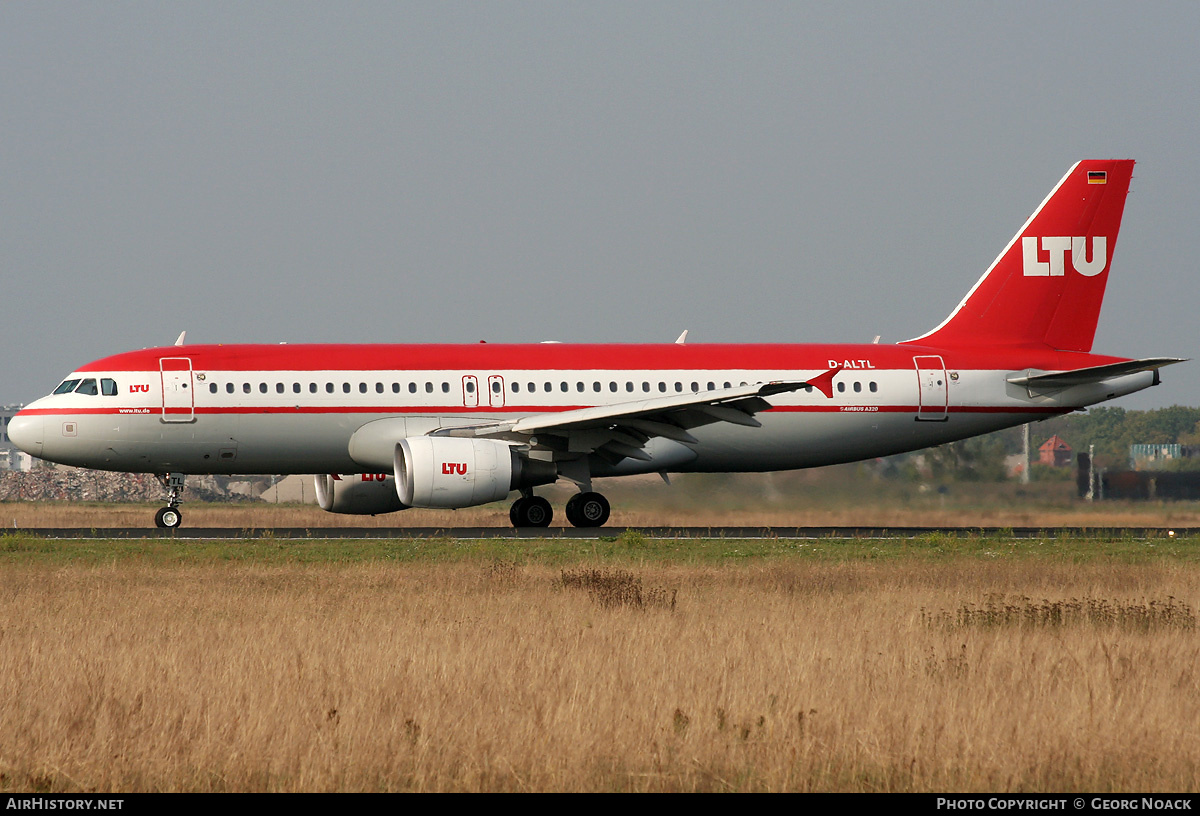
[{"x1": 10, "y1": 346, "x2": 1156, "y2": 478}]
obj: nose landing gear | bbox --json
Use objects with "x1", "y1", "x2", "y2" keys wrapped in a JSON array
[{"x1": 154, "y1": 472, "x2": 186, "y2": 529}]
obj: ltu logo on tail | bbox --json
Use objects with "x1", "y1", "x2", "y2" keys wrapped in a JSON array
[{"x1": 1022, "y1": 236, "x2": 1107, "y2": 277}]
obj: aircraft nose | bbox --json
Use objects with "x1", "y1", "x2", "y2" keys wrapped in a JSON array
[{"x1": 7, "y1": 413, "x2": 43, "y2": 458}]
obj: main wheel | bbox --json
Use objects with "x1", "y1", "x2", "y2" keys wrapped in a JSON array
[
  {"x1": 155, "y1": 507, "x2": 182, "y2": 529},
  {"x1": 565, "y1": 492, "x2": 610, "y2": 528},
  {"x1": 511, "y1": 496, "x2": 552, "y2": 528},
  {"x1": 509, "y1": 498, "x2": 526, "y2": 528}
]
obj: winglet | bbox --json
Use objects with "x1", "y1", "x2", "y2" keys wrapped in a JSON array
[{"x1": 803, "y1": 364, "x2": 842, "y2": 399}]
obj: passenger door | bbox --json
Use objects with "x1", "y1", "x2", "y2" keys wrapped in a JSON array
[{"x1": 160, "y1": 357, "x2": 195, "y2": 422}]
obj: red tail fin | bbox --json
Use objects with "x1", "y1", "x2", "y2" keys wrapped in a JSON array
[{"x1": 904, "y1": 160, "x2": 1134, "y2": 352}]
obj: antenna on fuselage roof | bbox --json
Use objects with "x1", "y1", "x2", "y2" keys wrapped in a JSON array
[
  {"x1": 872, "y1": 336, "x2": 880, "y2": 344},
  {"x1": 174, "y1": 331, "x2": 187, "y2": 347},
  {"x1": 675, "y1": 330, "x2": 689, "y2": 345}
]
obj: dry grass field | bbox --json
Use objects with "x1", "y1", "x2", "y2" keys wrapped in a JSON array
[{"x1": 2, "y1": 550, "x2": 1199, "y2": 792}]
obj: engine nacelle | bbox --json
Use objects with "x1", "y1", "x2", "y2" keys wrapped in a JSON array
[
  {"x1": 396, "y1": 437, "x2": 543, "y2": 509},
  {"x1": 314, "y1": 473, "x2": 408, "y2": 515}
]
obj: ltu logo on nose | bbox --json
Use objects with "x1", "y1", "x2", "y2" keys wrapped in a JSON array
[{"x1": 1022, "y1": 236, "x2": 1106, "y2": 277}]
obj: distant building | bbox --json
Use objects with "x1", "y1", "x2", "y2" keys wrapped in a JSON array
[
  {"x1": 1130, "y1": 443, "x2": 1200, "y2": 470},
  {"x1": 0, "y1": 405, "x2": 31, "y2": 471},
  {"x1": 1038, "y1": 435, "x2": 1072, "y2": 467}
]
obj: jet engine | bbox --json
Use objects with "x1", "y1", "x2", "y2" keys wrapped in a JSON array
[
  {"x1": 314, "y1": 473, "x2": 408, "y2": 515},
  {"x1": 395, "y1": 436, "x2": 555, "y2": 508}
]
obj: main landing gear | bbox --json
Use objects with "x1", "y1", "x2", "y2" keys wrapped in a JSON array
[
  {"x1": 154, "y1": 472, "x2": 185, "y2": 529},
  {"x1": 509, "y1": 491, "x2": 611, "y2": 529},
  {"x1": 510, "y1": 496, "x2": 553, "y2": 528},
  {"x1": 565, "y1": 492, "x2": 610, "y2": 528}
]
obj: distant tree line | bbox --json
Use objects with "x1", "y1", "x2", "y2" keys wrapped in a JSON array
[
  {"x1": 1036, "y1": 406, "x2": 1200, "y2": 471},
  {"x1": 886, "y1": 406, "x2": 1200, "y2": 482}
]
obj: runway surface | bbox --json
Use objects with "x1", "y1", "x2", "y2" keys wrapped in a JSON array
[{"x1": 9, "y1": 526, "x2": 1198, "y2": 540}]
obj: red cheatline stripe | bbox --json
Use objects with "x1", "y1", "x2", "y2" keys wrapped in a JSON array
[{"x1": 16, "y1": 404, "x2": 1069, "y2": 417}]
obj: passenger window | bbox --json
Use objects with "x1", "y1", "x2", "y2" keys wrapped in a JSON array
[
  {"x1": 837, "y1": 382, "x2": 846, "y2": 393},
  {"x1": 310, "y1": 383, "x2": 318, "y2": 394},
  {"x1": 409, "y1": 383, "x2": 417, "y2": 393},
  {"x1": 707, "y1": 382, "x2": 715, "y2": 391},
  {"x1": 244, "y1": 383, "x2": 252, "y2": 394},
  {"x1": 643, "y1": 382, "x2": 650, "y2": 392},
  {"x1": 609, "y1": 382, "x2": 617, "y2": 392},
  {"x1": 425, "y1": 382, "x2": 433, "y2": 393},
  {"x1": 392, "y1": 383, "x2": 400, "y2": 393},
  {"x1": 853, "y1": 382, "x2": 861, "y2": 393},
  {"x1": 724, "y1": 382, "x2": 732, "y2": 389},
  {"x1": 359, "y1": 383, "x2": 367, "y2": 394},
  {"x1": 276, "y1": 383, "x2": 285, "y2": 394},
  {"x1": 626, "y1": 382, "x2": 634, "y2": 392},
  {"x1": 101, "y1": 379, "x2": 118, "y2": 396},
  {"x1": 512, "y1": 382, "x2": 520, "y2": 393},
  {"x1": 227, "y1": 383, "x2": 235, "y2": 394},
  {"x1": 690, "y1": 382, "x2": 698, "y2": 392},
  {"x1": 675, "y1": 382, "x2": 683, "y2": 392},
  {"x1": 343, "y1": 383, "x2": 351, "y2": 394},
  {"x1": 593, "y1": 382, "x2": 601, "y2": 392},
  {"x1": 260, "y1": 383, "x2": 268, "y2": 394},
  {"x1": 492, "y1": 381, "x2": 501, "y2": 393},
  {"x1": 561, "y1": 382, "x2": 568, "y2": 392},
  {"x1": 466, "y1": 381, "x2": 475, "y2": 393},
  {"x1": 576, "y1": 382, "x2": 584, "y2": 392},
  {"x1": 209, "y1": 383, "x2": 217, "y2": 394},
  {"x1": 375, "y1": 383, "x2": 384, "y2": 394},
  {"x1": 326, "y1": 383, "x2": 335, "y2": 394},
  {"x1": 53, "y1": 379, "x2": 81, "y2": 395},
  {"x1": 869, "y1": 382, "x2": 878, "y2": 393},
  {"x1": 293, "y1": 383, "x2": 301, "y2": 394},
  {"x1": 441, "y1": 382, "x2": 450, "y2": 393},
  {"x1": 659, "y1": 382, "x2": 666, "y2": 393},
  {"x1": 544, "y1": 382, "x2": 552, "y2": 392}
]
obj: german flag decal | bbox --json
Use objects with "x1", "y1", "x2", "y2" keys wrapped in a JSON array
[{"x1": 1088, "y1": 170, "x2": 1107, "y2": 184}]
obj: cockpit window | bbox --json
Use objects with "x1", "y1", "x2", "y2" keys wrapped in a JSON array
[
  {"x1": 101, "y1": 378, "x2": 118, "y2": 396},
  {"x1": 75, "y1": 379, "x2": 99, "y2": 396},
  {"x1": 53, "y1": 379, "x2": 81, "y2": 395}
]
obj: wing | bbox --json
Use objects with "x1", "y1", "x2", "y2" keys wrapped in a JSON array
[{"x1": 433, "y1": 366, "x2": 841, "y2": 467}]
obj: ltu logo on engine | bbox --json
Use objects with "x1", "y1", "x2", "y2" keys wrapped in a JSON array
[
  {"x1": 1022, "y1": 236, "x2": 1106, "y2": 277},
  {"x1": 442, "y1": 462, "x2": 468, "y2": 475}
]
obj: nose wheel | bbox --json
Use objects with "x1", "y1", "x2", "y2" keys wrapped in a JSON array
[
  {"x1": 565, "y1": 491, "x2": 610, "y2": 528},
  {"x1": 155, "y1": 506, "x2": 183, "y2": 529},
  {"x1": 154, "y1": 472, "x2": 186, "y2": 529}
]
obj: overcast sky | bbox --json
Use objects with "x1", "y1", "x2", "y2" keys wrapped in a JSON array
[{"x1": 3, "y1": 2, "x2": 1197, "y2": 409}]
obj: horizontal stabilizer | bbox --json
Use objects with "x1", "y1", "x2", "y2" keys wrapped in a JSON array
[{"x1": 1007, "y1": 357, "x2": 1186, "y2": 389}]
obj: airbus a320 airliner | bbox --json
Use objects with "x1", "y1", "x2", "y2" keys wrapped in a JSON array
[{"x1": 8, "y1": 160, "x2": 1182, "y2": 528}]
